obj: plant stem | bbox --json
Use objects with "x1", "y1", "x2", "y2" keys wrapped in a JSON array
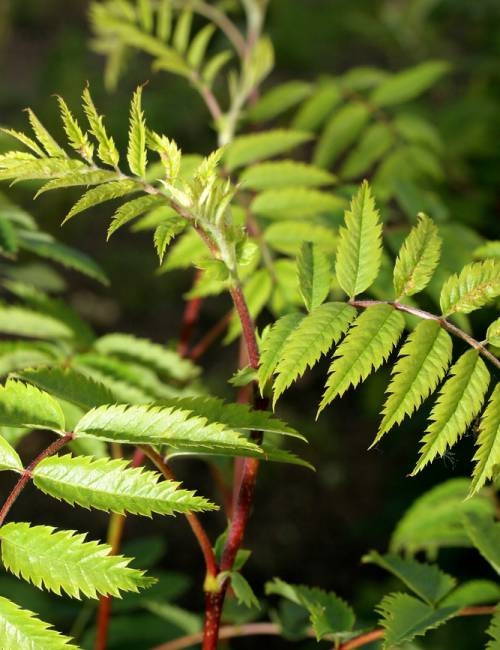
[
  {"x1": 153, "y1": 605, "x2": 497, "y2": 650},
  {"x1": 189, "y1": 311, "x2": 232, "y2": 361},
  {"x1": 229, "y1": 283, "x2": 260, "y2": 370},
  {"x1": 177, "y1": 271, "x2": 204, "y2": 357},
  {"x1": 94, "y1": 448, "x2": 144, "y2": 650},
  {"x1": 349, "y1": 299, "x2": 500, "y2": 370},
  {"x1": 0, "y1": 433, "x2": 73, "y2": 528},
  {"x1": 140, "y1": 446, "x2": 218, "y2": 581}
]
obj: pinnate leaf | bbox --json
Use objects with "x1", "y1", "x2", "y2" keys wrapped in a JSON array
[
  {"x1": 390, "y1": 478, "x2": 495, "y2": 557},
  {"x1": 82, "y1": 86, "x2": 120, "y2": 167},
  {"x1": 0, "y1": 434, "x2": 23, "y2": 472},
  {"x1": 258, "y1": 312, "x2": 304, "y2": 391},
  {"x1": 251, "y1": 187, "x2": 344, "y2": 220},
  {"x1": 440, "y1": 259, "x2": 500, "y2": 316},
  {"x1": 127, "y1": 86, "x2": 147, "y2": 177},
  {"x1": 64, "y1": 180, "x2": 139, "y2": 223},
  {"x1": 376, "y1": 592, "x2": 458, "y2": 649},
  {"x1": 224, "y1": 130, "x2": 312, "y2": 171},
  {"x1": 363, "y1": 551, "x2": 456, "y2": 605},
  {"x1": 74, "y1": 403, "x2": 262, "y2": 456},
  {"x1": 393, "y1": 213, "x2": 441, "y2": 298},
  {"x1": 0, "y1": 379, "x2": 65, "y2": 432},
  {"x1": 371, "y1": 60, "x2": 450, "y2": 107},
  {"x1": 33, "y1": 454, "x2": 216, "y2": 515},
  {"x1": 413, "y1": 350, "x2": 490, "y2": 474},
  {"x1": 108, "y1": 194, "x2": 163, "y2": 238},
  {"x1": 272, "y1": 302, "x2": 357, "y2": 406},
  {"x1": 239, "y1": 160, "x2": 335, "y2": 191},
  {"x1": 470, "y1": 383, "x2": 500, "y2": 495},
  {"x1": 297, "y1": 242, "x2": 331, "y2": 311},
  {"x1": 335, "y1": 181, "x2": 382, "y2": 298},
  {"x1": 374, "y1": 320, "x2": 453, "y2": 445},
  {"x1": 25, "y1": 109, "x2": 66, "y2": 158},
  {"x1": 0, "y1": 522, "x2": 155, "y2": 599},
  {"x1": 0, "y1": 595, "x2": 78, "y2": 649},
  {"x1": 313, "y1": 102, "x2": 370, "y2": 168},
  {"x1": 463, "y1": 512, "x2": 500, "y2": 575},
  {"x1": 56, "y1": 95, "x2": 93, "y2": 161},
  {"x1": 319, "y1": 305, "x2": 404, "y2": 411}
]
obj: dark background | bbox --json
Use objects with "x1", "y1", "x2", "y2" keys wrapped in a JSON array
[{"x1": 0, "y1": 1, "x2": 499, "y2": 648}]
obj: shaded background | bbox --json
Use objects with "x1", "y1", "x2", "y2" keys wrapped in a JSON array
[{"x1": 0, "y1": 1, "x2": 499, "y2": 648}]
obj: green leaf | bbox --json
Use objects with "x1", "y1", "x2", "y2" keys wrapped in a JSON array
[
  {"x1": 340, "y1": 122, "x2": 394, "y2": 180},
  {"x1": 0, "y1": 595, "x2": 78, "y2": 649},
  {"x1": 486, "y1": 318, "x2": 500, "y2": 347},
  {"x1": 64, "y1": 180, "x2": 140, "y2": 223},
  {"x1": 441, "y1": 581, "x2": 500, "y2": 608},
  {"x1": 470, "y1": 384, "x2": 500, "y2": 495},
  {"x1": 313, "y1": 102, "x2": 370, "y2": 168},
  {"x1": 138, "y1": 0, "x2": 153, "y2": 32},
  {"x1": 247, "y1": 81, "x2": 312, "y2": 122},
  {"x1": 34, "y1": 169, "x2": 118, "y2": 197},
  {"x1": 371, "y1": 61, "x2": 450, "y2": 107},
  {"x1": 0, "y1": 305, "x2": 73, "y2": 340},
  {"x1": 0, "y1": 215, "x2": 18, "y2": 256},
  {"x1": 160, "y1": 395, "x2": 305, "y2": 441},
  {"x1": 463, "y1": 512, "x2": 500, "y2": 575},
  {"x1": 439, "y1": 259, "x2": 500, "y2": 316},
  {"x1": 251, "y1": 187, "x2": 344, "y2": 220},
  {"x1": 127, "y1": 86, "x2": 147, "y2": 177},
  {"x1": 228, "y1": 572, "x2": 260, "y2": 610},
  {"x1": 319, "y1": 305, "x2": 404, "y2": 411},
  {"x1": 224, "y1": 130, "x2": 312, "y2": 171},
  {"x1": 0, "y1": 433, "x2": 23, "y2": 472},
  {"x1": 297, "y1": 242, "x2": 331, "y2": 312},
  {"x1": 93, "y1": 333, "x2": 199, "y2": 382},
  {"x1": 107, "y1": 194, "x2": 163, "y2": 238},
  {"x1": 390, "y1": 478, "x2": 496, "y2": 557},
  {"x1": 292, "y1": 81, "x2": 342, "y2": 131},
  {"x1": 335, "y1": 180, "x2": 382, "y2": 298},
  {"x1": 187, "y1": 24, "x2": 215, "y2": 69},
  {"x1": 82, "y1": 86, "x2": 120, "y2": 167},
  {"x1": 393, "y1": 213, "x2": 442, "y2": 298},
  {"x1": 74, "y1": 403, "x2": 263, "y2": 456},
  {"x1": 272, "y1": 302, "x2": 357, "y2": 406},
  {"x1": 265, "y1": 578, "x2": 355, "y2": 639},
  {"x1": 239, "y1": 160, "x2": 335, "y2": 191},
  {"x1": 25, "y1": 109, "x2": 66, "y2": 158},
  {"x1": 413, "y1": 350, "x2": 490, "y2": 474},
  {"x1": 0, "y1": 522, "x2": 154, "y2": 599},
  {"x1": 376, "y1": 592, "x2": 458, "y2": 649},
  {"x1": 33, "y1": 454, "x2": 216, "y2": 516},
  {"x1": 0, "y1": 340, "x2": 56, "y2": 378},
  {"x1": 173, "y1": 9, "x2": 192, "y2": 54},
  {"x1": 374, "y1": 321, "x2": 453, "y2": 444},
  {"x1": 0, "y1": 379, "x2": 65, "y2": 432},
  {"x1": 153, "y1": 218, "x2": 186, "y2": 263},
  {"x1": 18, "y1": 230, "x2": 109, "y2": 285},
  {"x1": 16, "y1": 366, "x2": 115, "y2": 410},
  {"x1": 486, "y1": 607, "x2": 500, "y2": 650},
  {"x1": 362, "y1": 551, "x2": 456, "y2": 605},
  {"x1": 264, "y1": 221, "x2": 337, "y2": 256},
  {"x1": 202, "y1": 50, "x2": 233, "y2": 86},
  {"x1": 1, "y1": 127, "x2": 45, "y2": 157},
  {"x1": 156, "y1": 0, "x2": 172, "y2": 40},
  {"x1": 258, "y1": 312, "x2": 304, "y2": 391},
  {"x1": 56, "y1": 95, "x2": 93, "y2": 161}
]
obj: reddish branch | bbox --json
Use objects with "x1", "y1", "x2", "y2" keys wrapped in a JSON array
[
  {"x1": 0, "y1": 433, "x2": 73, "y2": 528},
  {"x1": 177, "y1": 271, "x2": 204, "y2": 358}
]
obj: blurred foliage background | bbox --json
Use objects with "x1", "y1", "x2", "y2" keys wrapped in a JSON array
[{"x1": 0, "y1": 1, "x2": 499, "y2": 648}]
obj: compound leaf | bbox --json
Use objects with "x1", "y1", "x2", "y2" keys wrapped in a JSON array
[
  {"x1": 0, "y1": 522, "x2": 155, "y2": 599},
  {"x1": 320, "y1": 305, "x2": 404, "y2": 410},
  {"x1": 273, "y1": 302, "x2": 357, "y2": 406},
  {"x1": 413, "y1": 350, "x2": 490, "y2": 474},
  {"x1": 33, "y1": 454, "x2": 216, "y2": 516},
  {"x1": 127, "y1": 86, "x2": 147, "y2": 177},
  {"x1": 470, "y1": 383, "x2": 500, "y2": 495},
  {"x1": 440, "y1": 259, "x2": 500, "y2": 316},
  {"x1": 363, "y1": 551, "x2": 456, "y2": 606},
  {"x1": 374, "y1": 320, "x2": 453, "y2": 445},
  {"x1": 335, "y1": 181, "x2": 382, "y2": 298},
  {"x1": 258, "y1": 312, "x2": 304, "y2": 391},
  {"x1": 0, "y1": 595, "x2": 78, "y2": 649},
  {"x1": 393, "y1": 213, "x2": 441, "y2": 299},
  {"x1": 0, "y1": 379, "x2": 65, "y2": 432}
]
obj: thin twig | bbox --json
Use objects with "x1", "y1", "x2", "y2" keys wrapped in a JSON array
[
  {"x1": 349, "y1": 299, "x2": 500, "y2": 370},
  {"x1": 188, "y1": 310, "x2": 232, "y2": 361},
  {"x1": 0, "y1": 433, "x2": 73, "y2": 527},
  {"x1": 178, "y1": 271, "x2": 204, "y2": 358},
  {"x1": 140, "y1": 446, "x2": 218, "y2": 580}
]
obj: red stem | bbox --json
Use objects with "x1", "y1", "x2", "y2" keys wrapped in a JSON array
[
  {"x1": 188, "y1": 311, "x2": 232, "y2": 361},
  {"x1": 140, "y1": 446, "x2": 218, "y2": 580},
  {"x1": 177, "y1": 271, "x2": 203, "y2": 358},
  {"x1": 229, "y1": 283, "x2": 260, "y2": 370},
  {"x1": 0, "y1": 433, "x2": 73, "y2": 528},
  {"x1": 94, "y1": 448, "x2": 144, "y2": 650}
]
